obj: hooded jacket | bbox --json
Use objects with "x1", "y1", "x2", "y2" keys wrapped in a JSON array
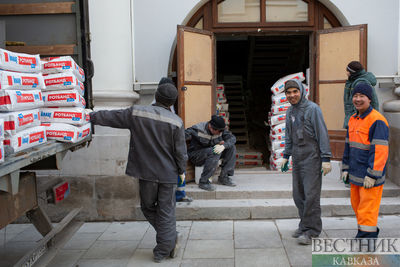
[
  {"x1": 344, "y1": 70, "x2": 379, "y2": 128},
  {"x1": 283, "y1": 79, "x2": 332, "y2": 162}
]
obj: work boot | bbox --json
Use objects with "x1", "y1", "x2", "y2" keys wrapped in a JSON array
[
  {"x1": 153, "y1": 254, "x2": 166, "y2": 263},
  {"x1": 292, "y1": 228, "x2": 303, "y2": 238},
  {"x1": 297, "y1": 234, "x2": 312, "y2": 245},
  {"x1": 170, "y1": 232, "x2": 182, "y2": 258},
  {"x1": 218, "y1": 176, "x2": 236, "y2": 187},
  {"x1": 177, "y1": 196, "x2": 193, "y2": 202},
  {"x1": 199, "y1": 182, "x2": 215, "y2": 191}
]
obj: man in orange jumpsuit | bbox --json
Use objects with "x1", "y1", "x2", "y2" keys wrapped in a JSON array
[{"x1": 341, "y1": 82, "x2": 389, "y2": 238}]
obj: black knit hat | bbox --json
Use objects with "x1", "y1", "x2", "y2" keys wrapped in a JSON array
[
  {"x1": 158, "y1": 77, "x2": 175, "y2": 86},
  {"x1": 352, "y1": 82, "x2": 372, "y2": 100},
  {"x1": 210, "y1": 115, "x2": 226, "y2": 130},
  {"x1": 347, "y1": 61, "x2": 364, "y2": 74},
  {"x1": 284, "y1": 80, "x2": 300, "y2": 92},
  {"x1": 155, "y1": 83, "x2": 178, "y2": 107}
]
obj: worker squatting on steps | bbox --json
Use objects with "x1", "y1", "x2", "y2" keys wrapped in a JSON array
[
  {"x1": 185, "y1": 115, "x2": 237, "y2": 192},
  {"x1": 89, "y1": 83, "x2": 187, "y2": 263},
  {"x1": 341, "y1": 82, "x2": 389, "y2": 238},
  {"x1": 280, "y1": 79, "x2": 332, "y2": 245}
]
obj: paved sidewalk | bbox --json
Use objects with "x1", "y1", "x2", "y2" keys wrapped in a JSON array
[{"x1": 1, "y1": 215, "x2": 399, "y2": 267}]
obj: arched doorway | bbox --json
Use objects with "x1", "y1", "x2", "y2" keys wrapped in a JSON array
[{"x1": 173, "y1": 0, "x2": 366, "y2": 167}]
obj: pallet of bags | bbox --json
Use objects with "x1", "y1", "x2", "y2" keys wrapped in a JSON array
[
  {"x1": 41, "y1": 122, "x2": 91, "y2": 143},
  {"x1": 3, "y1": 126, "x2": 47, "y2": 155}
]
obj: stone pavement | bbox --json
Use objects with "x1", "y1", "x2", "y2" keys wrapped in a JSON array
[{"x1": 1, "y1": 215, "x2": 400, "y2": 267}]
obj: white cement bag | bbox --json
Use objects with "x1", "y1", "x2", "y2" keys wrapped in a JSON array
[
  {"x1": 42, "y1": 89, "x2": 86, "y2": 108},
  {"x1": 271, "y1": 123, "x2": 286, "y2": 135},
  {"x1": 272, "y1": 140, "x2": 285, "y2": 150},
  {"x1": 270, "y1": 113, "x2": 286, "y2": 126},
  {"x1": 216, "y1": 103, "x2": 229, "y2": 111},
  {"x1": 0, "y1": 118, "x2": 4, "y2": 140},
  {"x1": 0, "y1": 89, "x2": 43, "y2": 111},
  {"x1": 42, "y1": 56, "x2": 85, "y2": 82},
  {"x1": 42, "y1": 122, "x2": 91, "y2": 143},
  {"x1": 272, "y1": 93, "x2": 288, "y2": 105},
  {"x1": 3, "y1": 126, "x2": 46, "y2": 154},
  {"x1": 272, "y1": 148, "x2": 285, "y2": 159},
  {"x1": 271, "y1": 103, "x2": 290, "y2": 115},
  {"x1": 43, "y1": 72, "x2": 84, "y2": 95},
  {"x1": 0, "y1": 70, "x2": 45, "y2": 90},
  {"x1": 0, "y1": 109, "x2": 40, "y2": 136},
  {"x1": 0, "y1": 141, "x2": 4, "y2": 163},
  {"x1": 270, "y1": 133, "x2": 285, "y2": 141},
  {"x1": 0, "y1": 48, "x2": 41, "y2": 73},
  {"x1": 40, "y1": 107, "x2": 89, "y2": 126},
  {"x1": 216, "y1": 84, "x2": 224, "y2": 92},
  {"x1": 303, "y1": 83, "x2": 310, "y2": 99},
  {"x1": 270, "y1": 72, "x2": 305, "y2": 95}
]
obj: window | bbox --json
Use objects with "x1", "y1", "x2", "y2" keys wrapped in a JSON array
[
  {"x1": 323, "y1": 17, "x2": 332, "y2": 29},
  {"x1": 218, "y1": 0, "x2": 260, "y2": 23},
  {"x1": 195, "y1": 18, "x2": 204, "y2": 29},
  {"x1": 265, "y1": 0, "x2": 308, "y2": 22}
]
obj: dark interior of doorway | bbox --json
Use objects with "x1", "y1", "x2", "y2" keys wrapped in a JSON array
[{"x1": 216, "y1": 34, "x2": 309, "y2": 168}]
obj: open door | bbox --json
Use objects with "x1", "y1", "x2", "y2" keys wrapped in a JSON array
[
  {"x1": 316, "y1": 24, "x2": 367, "y2": 160},
  {"x1": 177, "y1": 25, "x2": 215, "y2": 128}
]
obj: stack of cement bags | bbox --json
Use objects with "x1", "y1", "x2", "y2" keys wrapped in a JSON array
[
  {"x1": 40, "y1": 56, "x2": 91, "y2": 143},
  {"x1": 268, "y1": 72, "x2": 308, "y2": 170},
  {"x1": 0, "y1": 48, "x2": 46, "y2": 155},
  {"x1": 216, "y1": 84, "x2": 230, "y2": 126}
]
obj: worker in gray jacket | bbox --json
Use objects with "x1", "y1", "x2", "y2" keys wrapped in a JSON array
[
  {"x1": 280, "y1": 79, "x2": 332, "y2": 245},
  {"x1": 185, "y1": 115, "x2": 237, "y2": 191},
  {"x1": 89, "y1": 83, "x2": 187, "y2": 263}
]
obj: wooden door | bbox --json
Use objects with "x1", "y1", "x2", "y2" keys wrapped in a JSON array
[
  {"x1": 177, "y1": 25, "x2": 215, "y2": 128},
  {"x1": 316, "y1": 25, "x2": 367, "y2": 160}
]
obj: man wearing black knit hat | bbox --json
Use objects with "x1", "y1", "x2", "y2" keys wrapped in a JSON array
[
  {"x1": 344, "y1": 61, "x2": 379, "y2": 129},
  {"x1": 185, "y1": 115, "x2": 237, "y2": 191},
  {"x1": 89, "y1": 82, "x2": 187, "y2": 263}
]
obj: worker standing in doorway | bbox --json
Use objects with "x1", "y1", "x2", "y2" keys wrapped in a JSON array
[
  {"x1": 280, "y1": 79, "x2": 332, "y2": 245},
  {"x1": 185, "y1": 115, "x2": 237, "y2": 191},
  {"x1": 89, "y1": 82, "x2": 187, "y2": 263},
  {"x1": 341, "y1": 83, "x2": 389, "y2": 238}
]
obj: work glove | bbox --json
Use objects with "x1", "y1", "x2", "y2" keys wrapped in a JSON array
[
  {"x1": 341, "y1": 171, "x2": 349, "y2": 184},
  {"x1": 363, "y1": 176, "x2": 375, "y2": 189},
  {"x1": 321, "y1": 162, "x2": 332, "y2": 176},
  {"x1": 178, "y1": 173, "x2": 185, "y2": 186},
  {"x1": 213, "y1": 144, "x2": 225, "y2": 154},
  {"x1": 280, "y1": 158, "x2": 289, "y2": 172}
]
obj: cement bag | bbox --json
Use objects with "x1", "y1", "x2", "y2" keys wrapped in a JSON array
[
  {"x1": 42, "y1": 89, "x2": 86, "y2": 108},
  {"x1": 272, "y1": 140, "x2": 285, "y2": 150},
  {"x1": 303, "y1": 83, "x2": 310, "y2": 99},
  {"x1": 0, "y1": 109, "x2": 40, "y2": 136},
  {"x1": 271, "y1": 72, "x2": 305, "y2": 95},
  {"x1": 270, "y1": 157, "x2": 292, "y2": 171},
  {"x1": 0, "y1": 118, "x2": 4, "y2": 140},
  {"x1": 272, "y1": 148, "x2": 285, "y2": 159},
  {"x1": 0, "y1": 141, "x2": 4, "y2": 163},
  {"x1": 42, "y1": 122, "x2": 91, "y2": 143},
  {"x1": 271, "y1": 103, "x2": 290, "y2": 115},
  {"x1": 271, "y1": 123, "x2": 286, "y2": 135},
  {"x1": 270, "y1": 133, "x2": 285, "y2": 141},
  {"x1": 3, "y1": 126, "x2": 47, "y2": 155},
  {"x1": 40, "y1": 107, "x2": 89, "y2": 126},
  {"x1": 216, "y1": 84, "x2": 224, "y2": 92},
  {"x1": 0, "y1": 48, "x2": 41, "y2": 73},
  {"x1": 216, "y1": 103, "x2": 229, "y2": 111},
  {"x1": 270, "y1": 113, "x2": 286, "y2": 126},
  {"x1": 42, "y1": 56, "x2": 85, "y2": 82},
  {"x1": 43, "y1": 72, "x2": 84, "y2": 95},
  {"x1": 272, "y1": 93, "x2": 288, "y2": 105},
  {"x1": 0, "y1": 89, "x2": 43, "y2": 111},
  {"x1": 0, "y1": 70, "x2": 45, "y2": 90}
]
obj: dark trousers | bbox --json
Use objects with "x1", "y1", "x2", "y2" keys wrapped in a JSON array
[
  {"x1": 139, "y1": 179, "x2": 177, "y2": 257},
  {"x1": 189, "y1": 145, "x2": 236, "y2": 184}
]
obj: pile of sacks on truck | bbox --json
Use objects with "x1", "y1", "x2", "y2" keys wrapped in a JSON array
[
  {"x1": 268, "y1": 72, "x2": 309, "y2": 170},
  {"x1": 0, "y1": 48, "x2": 91, "y2": 164}
]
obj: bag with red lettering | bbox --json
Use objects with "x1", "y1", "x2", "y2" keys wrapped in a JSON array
[
  {"x1": 0, "y1": 70, "x2": 45, "y2": 90},
  {"x1": 271, "y1": 103, "x2": 290, "y2": 115},
  {"x1": 0, "y1": 48, "x2": 41, "y2": 73},
  {"x1": 43, "y1": 72, "x2": 84, "y2": 95},
  {"x1": 42, "y1": 122, "x2": 91, "y2": 143},
  {"x1": 3, "y1": 126, "x2": 47, "y2": 155},
  {"x1": 42, "y1": 56, "x2": 85, "y2": 82},
  {"x1": 0, "y1": 118, "x2": 4, "y2": 140},
  {"x1": 0, "y1": 109, "x2": 40, "y2": 136},
  {"x1": 270, "y1": 113, "x2": 286, "y2": 126},
  {"x1": 0, "y1": 142, "x2": 4, "y2": 163},
  {"x1": 270, "y1": 72, "x2": 305, "y2": 95},
  {"x1": 42, "y1": 89, "x2": 86, "y2": 108},
  {"x1": 40, "y1": 107, "x2": 89, "y2": 126},
  {"x1": 0, "y1": 89, "x2": 43, "y2": 111}
]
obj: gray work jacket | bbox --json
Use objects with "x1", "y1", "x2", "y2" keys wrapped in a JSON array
[{"x1": 90, "y1": 104, "x2": 187, "y2": 183}]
